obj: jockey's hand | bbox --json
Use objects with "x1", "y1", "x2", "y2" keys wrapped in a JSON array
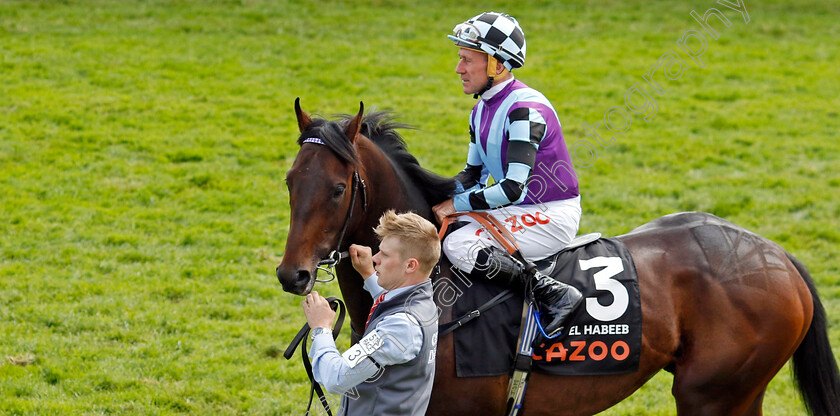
[
  {"x1": 349, "y1": 244, "x2": 376, "y2": 279},
  {"x1": 433, "y1": 198, "x2": 456, "y2": 225}
]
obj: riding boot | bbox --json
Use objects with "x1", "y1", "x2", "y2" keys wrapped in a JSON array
[{"x1": 473, "y1": 247, "x2": 584, "y2": 338}]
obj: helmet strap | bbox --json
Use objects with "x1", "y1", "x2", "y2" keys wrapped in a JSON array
[{"x1": 474, "y1": 55, "x2": 498, "y2": 99}]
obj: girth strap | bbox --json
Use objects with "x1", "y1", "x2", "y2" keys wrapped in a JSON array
[{"x1": 438, "y1": 289, "x2": 515, "y2": 337}]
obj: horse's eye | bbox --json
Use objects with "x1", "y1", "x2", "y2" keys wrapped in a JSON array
[{"x1": 332, "y1": 184, "x2": 346, "y2": 199}]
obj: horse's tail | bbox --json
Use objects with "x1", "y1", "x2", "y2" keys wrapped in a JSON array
[{"x1": 788, "y1": 253, "x2": 840, "y2": 416}]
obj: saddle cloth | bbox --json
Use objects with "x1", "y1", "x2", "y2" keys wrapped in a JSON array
[{"x1": 448, "y1": 237, "x2": 642, "y2": 377}]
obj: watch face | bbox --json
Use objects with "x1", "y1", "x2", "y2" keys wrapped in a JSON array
[{"x1": 311, "y1": 328, "x2": 331, "y2": 339}]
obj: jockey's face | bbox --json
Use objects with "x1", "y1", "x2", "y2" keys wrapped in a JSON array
[{"x1": 456, "y1": 48, "x2": 489, "y2": 95}]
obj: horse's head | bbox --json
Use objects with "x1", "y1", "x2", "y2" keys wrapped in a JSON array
[{"x1": 276, "y1": 98, "x2": 366, "y2": 295}]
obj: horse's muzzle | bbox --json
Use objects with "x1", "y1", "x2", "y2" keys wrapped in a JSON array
[{"x1": 276, "y1": 265, "x2": 315, "y2": 295}]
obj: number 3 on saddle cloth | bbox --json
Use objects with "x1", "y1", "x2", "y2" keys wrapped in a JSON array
[{"x1": 439, "y1": 223, "x2": 643, "y2": 377}]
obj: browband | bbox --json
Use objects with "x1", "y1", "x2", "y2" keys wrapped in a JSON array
[{"x1": 302, "y1": 137, "x2": 325, "y2": 145}]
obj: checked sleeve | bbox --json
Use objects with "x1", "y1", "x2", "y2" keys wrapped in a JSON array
[
  {"x1": 453, "y1": 107, "x2": 545, "y2": 211},
  {"x1": 453, "y1": 125, "x2": 483, "y2": 193}
]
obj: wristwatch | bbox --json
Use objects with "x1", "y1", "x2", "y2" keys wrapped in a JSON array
[{"x1": 310, "y1": 327, "x2": 332, "y2": 340}]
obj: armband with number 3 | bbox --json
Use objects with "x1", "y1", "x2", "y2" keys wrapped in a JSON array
[{"x1": 342, "y1": 330, "x2": 385, "y2": 368}]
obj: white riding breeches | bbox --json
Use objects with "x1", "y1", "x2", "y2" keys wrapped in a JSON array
[{"x1": 442, "y1": 196, "x2": 582, "y2": 273}]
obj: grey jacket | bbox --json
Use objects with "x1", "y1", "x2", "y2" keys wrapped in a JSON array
[{"x1": 340, "y1": 280, "x2": 438, "y2": 416}]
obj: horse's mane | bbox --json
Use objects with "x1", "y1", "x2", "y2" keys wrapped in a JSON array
[{"x1": 297, "y1": 111, "x2": 456, "y2": 206}]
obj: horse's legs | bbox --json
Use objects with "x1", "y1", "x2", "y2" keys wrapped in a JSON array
[
  {"x1": 664, "y1": 229, "x2": 811, "y2": 416},
  {"x1": 742, "y1": 390, "x2": 766, "y2": 416},
  {"x1": 671, "y1": 322, "x2": 794, "y2": 416},
  {"x1": 673, "y1": 372, "x2": 762, "y2": 415},
  {"x1": 673, "y1": 381, "x2": 767, "y2": 416},
  {"x1": 669, "y1": 299, "x2": 793, "y2": 416},
  {"x1": 672, "y1": 373, "x2": 752, "y2": 415}
]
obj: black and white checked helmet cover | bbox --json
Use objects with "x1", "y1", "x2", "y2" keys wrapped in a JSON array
[{"x1": 447, "y1": 12, "x2": 526, "y2": 70}]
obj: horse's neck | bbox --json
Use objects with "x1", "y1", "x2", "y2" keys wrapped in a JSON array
[
  {"x1": 335, "y1": 261, "x2": 370, "y2": 338},
  {"x1": 337, "y1": 139, "x2": 435, "y2": 335},
  {"x1": 360, "y1": 138, "x2": 434, "y2": 219}
]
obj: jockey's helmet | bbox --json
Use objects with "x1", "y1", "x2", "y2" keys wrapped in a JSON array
[{"x1": 447, "y1": 12, "x2": 526, "y2": 71}]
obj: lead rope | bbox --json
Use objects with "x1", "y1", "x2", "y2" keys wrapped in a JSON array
[{"x1": 284, "y1": 297, "x2": 347, "y2": 416}]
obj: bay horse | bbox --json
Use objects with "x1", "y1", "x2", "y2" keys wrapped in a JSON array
[{"x1": 276, "y1": 100, "x2": 840, "y2": 416}]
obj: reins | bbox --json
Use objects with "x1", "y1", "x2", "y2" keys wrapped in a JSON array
[
  {"x1": 438, "y1": 211, "x2": 522, "y2": 258},
  {"x1": 284, "y1": 297, "x2": 347, "y2": 416}
]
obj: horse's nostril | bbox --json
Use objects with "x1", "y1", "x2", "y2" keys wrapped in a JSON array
[{"x1": 276, "y1": 266, "x2": 314, "y2": 295}]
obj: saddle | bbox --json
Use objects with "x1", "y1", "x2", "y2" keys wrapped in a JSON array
[
  {"x1": 438, "y1": 213, "x2": 642, "y2": 378},
  {"x1": 534, "y1": 232, "x2": 602, "y2": 275}
]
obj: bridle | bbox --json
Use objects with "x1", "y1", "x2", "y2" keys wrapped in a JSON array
[
  {"x1": 315, "y1": 171, "x2": 367, "y2": 282},
  {"x1": 301, "y1": 138, "x2": 368, "y2": 282}
]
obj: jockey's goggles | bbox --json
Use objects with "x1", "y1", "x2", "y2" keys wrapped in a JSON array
[{"x1": 451, "y1": 22, "x2": 482, "y2": 46}]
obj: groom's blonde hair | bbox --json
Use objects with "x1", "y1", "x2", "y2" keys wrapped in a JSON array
[{"x1": 374, "y1": 210, "x2": 441, "y2": 276}]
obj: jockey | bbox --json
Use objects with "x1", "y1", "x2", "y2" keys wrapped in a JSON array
[{"x1": 433, "y1": 12, "x2": 583, "y2": 338}]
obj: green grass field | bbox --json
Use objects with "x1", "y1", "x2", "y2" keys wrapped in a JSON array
[{"x1": 1, "y1": 0, "x2": 838, "y2": 414}]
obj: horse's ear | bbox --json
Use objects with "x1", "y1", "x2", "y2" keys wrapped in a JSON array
[
  {"x1": 295, "y1": 97, "x2": 312, "y2": 132},
  {"x1": 344, "y1": 101, "x2": 364, "y2": 144}
]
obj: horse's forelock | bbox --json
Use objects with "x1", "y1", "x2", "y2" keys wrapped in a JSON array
[{"x1": 296, "y1": 117, "x2": 360, "y2": 168}]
